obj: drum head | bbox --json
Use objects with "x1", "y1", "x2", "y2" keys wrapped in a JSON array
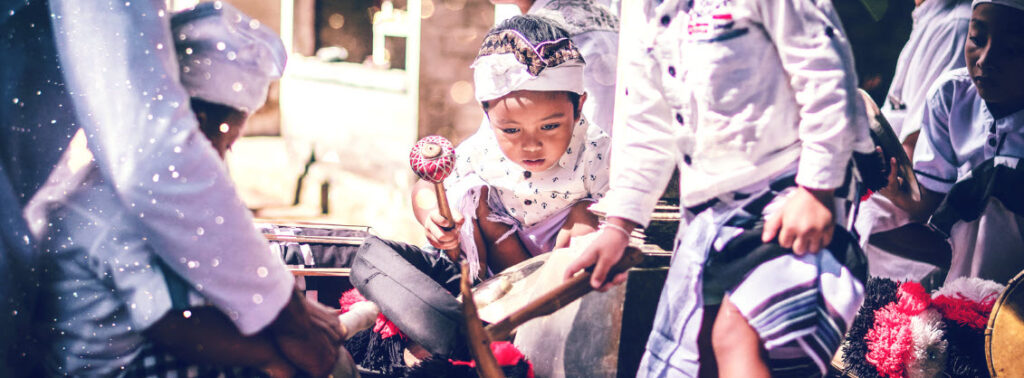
[{"x1": 987, "y1": 270, "x2": 1024, "y2": 376}]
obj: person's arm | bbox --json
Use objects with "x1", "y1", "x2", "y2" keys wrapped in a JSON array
[
  {"x1": 48, "y1": 1, "x2": 293, "y2": 336},
  {"x1": 146, "y1": 306, "x2": 296, "y2": 378},
  {"x1": 564, "y1": 5, "x2": 677, "y2": 289},
  {"x1": 754, "y1": 0, "x2": 874, "y2": 253}
]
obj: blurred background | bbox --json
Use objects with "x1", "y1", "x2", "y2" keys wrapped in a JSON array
[{"x1": 164, "y1": 0, "x2": 917, "y2": 245}]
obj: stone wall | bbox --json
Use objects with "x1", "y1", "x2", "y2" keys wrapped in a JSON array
[{"x1": 417, "y1": 0, "x2": 494, "y2": 144}]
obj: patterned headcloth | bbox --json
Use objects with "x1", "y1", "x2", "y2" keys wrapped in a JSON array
[
  {"x1": 972, "y1": 0, "x2": 1024, "y2": 11},
  {"x1": 472, "y1": 29, "x2": 585, "y2": 103},
  {"x1": 171, "y1": 1, "x2": 287, "y2": 113}
]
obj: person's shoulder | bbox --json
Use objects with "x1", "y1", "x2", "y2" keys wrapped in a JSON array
[{"x1": 927, "y1": 68, "x2": 974, "y2": 103}]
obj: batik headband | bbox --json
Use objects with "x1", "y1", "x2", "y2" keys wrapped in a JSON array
[
  {"x1": 472, "y1": 29, "x2": 585, "y2": 103},
  {"x1": 972, "y1": 0, "x2": 1024, "y2": 11}
]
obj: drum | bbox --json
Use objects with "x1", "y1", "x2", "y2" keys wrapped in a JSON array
[{"x1": 986, "y1": 270, "x2": 1024, "y2": 376}]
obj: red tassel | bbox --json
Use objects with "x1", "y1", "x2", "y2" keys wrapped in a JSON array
[{"x1": 339, "y1": 288, "x2": 406, "y2": 340}]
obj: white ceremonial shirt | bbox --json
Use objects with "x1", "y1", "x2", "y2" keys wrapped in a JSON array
[
  {"x1": 25, "y1": 163, "x2": 204, "y2": 375},
  {"x1": 595, "y1": 0, "x2": 874, "y2": 227},
  {"x1": 447, "y1": 117, "x2": 610, "y2": 227},
  {"x1": 41, "y1": 1, "x2": 292, "y2": 335},
  {"x1": 914, "y1": 68, "x2": 1024, "y2": 284},
  {"x1": 446, "y1": 117, "x2": 610, "y2": 277},
  {"x1": 882, "y1": 0, "x2": 972, "y2": 140},
  {"x1": 529, "y1": 0, "x2": 620, "y2": 135}
]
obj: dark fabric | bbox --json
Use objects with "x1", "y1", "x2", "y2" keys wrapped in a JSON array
[
  {"x1": 700, "y1": 174, "x2": 868, "y2": 304},
  {"x1": 266, "y1": 226, "x2": 369, "y2": 267},
  {"x1": 350, "y1": 236, "x2": 465, "y2": 356},
  {"x1": 121, "y1": 343, "x2": 269, "y2": 378},
  {"x1": 929, "y1": 158, "x2": 1024, "y2": 236},
  {"x1": 702, "y1": 225, "x2": 866, "y2": 305}
]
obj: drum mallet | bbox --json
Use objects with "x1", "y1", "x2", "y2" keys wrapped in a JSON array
[{"x1": 410, "y1": 135, "x2": 462, "y2": 262}]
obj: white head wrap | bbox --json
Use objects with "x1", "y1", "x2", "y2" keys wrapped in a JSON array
[
  {"x1": 972, "y1": 0, "x2": 1024, "y2": 11},
  {"x1": 472, "y1": 30, "x2": 585, "y2": 103},
  {"x1": 171, "y1": 1, "x2": 287, "y2": 113}
]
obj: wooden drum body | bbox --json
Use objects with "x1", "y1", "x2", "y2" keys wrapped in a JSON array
[{"x1": 987, "y1": 270, "x2": 1024, "y2": 377}]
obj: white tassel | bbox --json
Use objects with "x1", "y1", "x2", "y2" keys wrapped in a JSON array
[{"x1": 338, "y1": 301, "x2": 380, "y2": 340}]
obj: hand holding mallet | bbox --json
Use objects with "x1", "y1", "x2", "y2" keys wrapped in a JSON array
[{"x1": 410, "y1": 135, "x2": 462, "y2": 262}]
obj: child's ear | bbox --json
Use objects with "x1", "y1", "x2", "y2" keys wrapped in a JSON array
[{"x1": 576, "y1": 92, "x2": 588, "y2": 121}]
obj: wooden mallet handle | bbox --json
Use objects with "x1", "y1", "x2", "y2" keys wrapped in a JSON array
[
  {"x1": 460, "y1": 261, "x2": 505, "y2": 378},
  {"x1": 484, "y1": 247, "x2": 644, "y2": 341},
  {"x1": 410, "y1": 136, "x2": 461, "y2": 262}
]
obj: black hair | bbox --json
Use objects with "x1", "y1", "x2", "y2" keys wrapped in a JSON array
[
  {"x1": 190, "y1": 98, "x2": 246, "y2": 142},
  {"x1": 485, "y1": 14, "x2": 572, "y2": 45},
  {"x1": 481, "y1": 92, "x2": 582, "y2": 119}
]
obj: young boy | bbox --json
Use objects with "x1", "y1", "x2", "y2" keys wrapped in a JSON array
[
  {"x1": 24, "y1": 3, "x2": 344, "y2": 376},
  {"x1": 352, "y1": 14, "x2": 609, "y2": 357},
  {"x1": 489, "y1": 0, "x2": 619, "y2": 135},
  {"x1": 881, "y1": 0, "x2": 1024, "y2": 284},
  {"x1": 564, "y1": 0, "x2": 874, "y2": 376}
]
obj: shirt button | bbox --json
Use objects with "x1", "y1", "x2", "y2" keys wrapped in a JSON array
[
  {"x1": 824, "y1": 26, "x2": 834, "y2": 37},
  {"x1": 675, "y1": 113, "x2": 684, "y2": 124},
  {"x1": 668, "y1": 66, "x2": 677, "y2": 77},
  {"x1": 683, "y1": 154, "x2": 692, "y2": 165},
  {"x1": 525, "y1": 199, "x2": 533, "y2": 205},
  {"x1": 988, "y1": 137, "x2": 997, "y2": 147},
  {"x1": 660, "y1": 15, "x2": 671, "y2": 26},
  {"x1": 523, "y1": 171, "x2": 532, "y2": 179}
]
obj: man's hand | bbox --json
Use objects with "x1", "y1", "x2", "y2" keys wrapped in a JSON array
[
  {"x1": 269, "y1": 290, "x2": 341, "y2": 377},
  {"x1": 762, "y1": 186, "x2": 835, "y2": 255},
  {"x1": 563, "y1": 217, "x2": 635, "y2": 291},
  {"x1": 424, "y1": 210, "x2": 464, "y2": 250}
]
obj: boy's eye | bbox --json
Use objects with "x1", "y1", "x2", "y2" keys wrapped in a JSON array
[
  {"x1": 501, "y1": 128, "x2": 520, "y2": 134},
  {"x1": 541, "y1": 123, "x2": 560, "y2": 131}
]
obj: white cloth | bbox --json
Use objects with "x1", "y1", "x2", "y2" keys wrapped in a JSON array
[
  {"x1": 914, "y1": 68, "x2": 1024, "y2": 284},
  {"x1": 46, "y1": 0, "x2": 294, "y2": 335},
  {"x1": 171, "y1": 2, "x2": 287, "y2": 113},
  {"x1": 445, "y1": 117, "x2": 610, "y2": 277},
  {"x1": 972, "y1": 0, "x2": 1024, "y2": 11},
  {"x1": 529, "y1": 0, "x2": 620, "y2": 135},
  {"x1": 472, "y1": 52, "x2": 585, "y2": 103},
  {"x1": 856, "y1": 195, "x2": 940, "y2": 281},
  {"x1": 882, "y1": 0, "x2": 972, "y2": 141},
  {"x1": 947, "y1": 199, "x2": 1024, "y2": 284},
  {"x1": 593, "y1": 0, "x2": 874, "y2": 228}
]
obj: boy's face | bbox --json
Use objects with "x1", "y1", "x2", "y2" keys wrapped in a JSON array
[
  {"x1": 966, "y1": 4, "x2": 1024, "y2": 107},
  {"x1": 486, "y1": 90, "x2": 584, "y2": 173}
]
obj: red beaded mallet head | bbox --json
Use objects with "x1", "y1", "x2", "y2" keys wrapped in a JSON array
[
  {"x1": 410, "y1": 135, "x2": 456, "y2": 183},
  {"x1": 410, "y1": 135, "x2": 462, "y2": 263}
]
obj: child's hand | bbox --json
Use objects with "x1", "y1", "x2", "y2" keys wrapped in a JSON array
[
  {"x1": 563, "y1": 218, "x2": 634, "y2": 291},
  {"x1": 424, "y1": 210, "x2": 464, "y2": 250},
  {"x1": 761, "y1": 186, "x2": 834, "y2": 255}
]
